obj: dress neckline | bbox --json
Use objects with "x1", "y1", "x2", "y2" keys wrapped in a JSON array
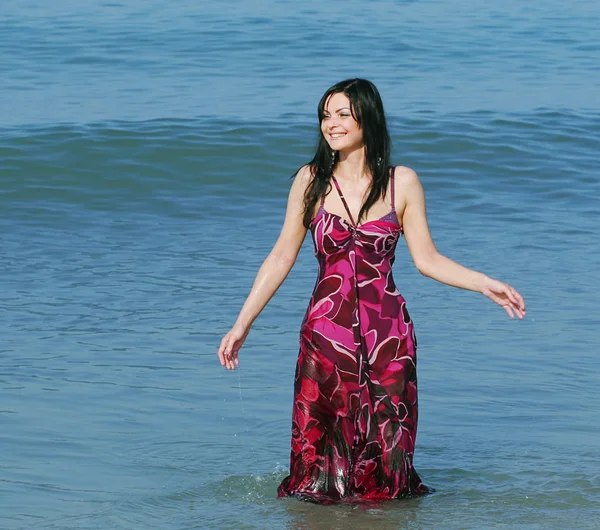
[
  {"x1": 313, "y1": 206, "x2": 401, "y2": 231},
  {"x1": 319, "y1": 169, "x2": 398, "y2": 229}
]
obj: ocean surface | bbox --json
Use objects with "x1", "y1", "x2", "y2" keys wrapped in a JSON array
[{"x1": 2, "y1": 1, "x2": 600, "y2": 529}]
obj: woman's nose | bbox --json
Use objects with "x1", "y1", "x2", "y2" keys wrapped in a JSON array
[{"x1": 327, "y1": 117, "x2": 340, "y2": 128}]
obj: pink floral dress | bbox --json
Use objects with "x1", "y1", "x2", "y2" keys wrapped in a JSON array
[{"x1": 278, "y1": 168, "x2": 431, "y2": 503}]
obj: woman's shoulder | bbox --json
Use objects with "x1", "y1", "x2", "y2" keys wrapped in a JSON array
[
  {"x1": 392, "y1": 166, "x2": 424, "y2": 204},
  {"x1": 392, "y1": 165, "x2": 420, "y2": 184},
  {"x1": 287, "y1": 164, "x2": 315, "y2": 199},
  {"x1": 295, "y1": 164, "x2": 313, "y2": 182},
  {"x1": 291, "y1": 164, "x2": 315, "y2": 191}
]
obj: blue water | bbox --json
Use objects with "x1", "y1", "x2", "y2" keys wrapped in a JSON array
[{"x1": 2, "y1": 1, "x2": 600, "y2": 529}]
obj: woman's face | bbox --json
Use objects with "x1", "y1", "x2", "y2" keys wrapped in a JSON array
[{"x1": 321, "y1": 92, "x2": 364, "y2": 153}]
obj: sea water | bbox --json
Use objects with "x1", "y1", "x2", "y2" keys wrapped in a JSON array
[{"x1": 1, "y1": 1, "x2": 600, "y2": 528}]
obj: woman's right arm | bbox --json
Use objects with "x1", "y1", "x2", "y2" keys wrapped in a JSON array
[{"x1": 217, "y1": 165, "x2": 312, "y2": 370}]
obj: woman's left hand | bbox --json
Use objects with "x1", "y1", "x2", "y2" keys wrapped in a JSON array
[{"x1": 482, "y1": 277, "x2": 526, "y2": 319}]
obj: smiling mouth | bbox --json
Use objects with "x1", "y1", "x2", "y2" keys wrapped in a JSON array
[{"x1": 330, "y1": 133, "x2": 346, "y2": 138}]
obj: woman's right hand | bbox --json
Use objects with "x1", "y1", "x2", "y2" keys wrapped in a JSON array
[{"x1": 217, "y1": 323, "x2": 250, "y2": 370}]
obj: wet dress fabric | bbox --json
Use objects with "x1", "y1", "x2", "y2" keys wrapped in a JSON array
[{"x1": 277, "y1": 168, "x2": 430, "y2": 503}]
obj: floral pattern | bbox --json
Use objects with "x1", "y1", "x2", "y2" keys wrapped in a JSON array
[{"x1": 277, "y1": 175, "x2": 430, "y2": 504}]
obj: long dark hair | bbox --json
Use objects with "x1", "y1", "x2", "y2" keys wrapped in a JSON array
[{"x1": 301, "y1": 78, "x2": 392, "y2": 228}]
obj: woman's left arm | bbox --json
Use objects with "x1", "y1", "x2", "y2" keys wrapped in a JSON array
[{"x1": 398, "y1": 166, "x2": 526, "y2": 319}]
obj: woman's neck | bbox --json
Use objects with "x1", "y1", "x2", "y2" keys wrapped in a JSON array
[{"x1": 334, "y1": 146, "x2": 369, "y2": 184}]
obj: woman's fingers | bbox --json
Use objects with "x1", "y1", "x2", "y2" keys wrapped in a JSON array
[
  {"x1": 224, "y1": 346, "x2": 235, "y2": 370},
  {"x1": 505, "y1": 285, "x2": 526, "y2": 318},
  {"x1": 225, "y1": 347, "x2": 237, "y2": 370},
  {"x1": 486, "y1": 281, "x2": 526, "y2": 320},
  {"x1": 507, "y1": 284, "x2": 525, "y2": 307},
  {"x1": 504, "y1": 304, "x2": 515, "y2": 319},
  {"x1": 218, "y1": 335, "x2": 234, "y2": 370},
  {"x1": 514, "y1": 290, "x2": 526, "y2": 312},
  {"x1": 218, "y1": 325, "x2": 249, "y2": 370},
  {"x1": 217, "y1": 336, "x2": 229, "y2": 366},
  {"x1": 217, "y1": 333, "x2": 241, "y2": 371}
]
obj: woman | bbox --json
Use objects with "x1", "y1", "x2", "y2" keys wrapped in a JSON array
[{"x1": 217, "y1": 79, "x2": 526, "y2": 503}]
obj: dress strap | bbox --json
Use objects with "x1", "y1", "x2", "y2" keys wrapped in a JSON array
[
  {"x1": 390, "y1": 166, "x2": 396, "y2": 212},
  {"x1": 331, "y1": 176, "x2": 356, "y2": 226}
]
